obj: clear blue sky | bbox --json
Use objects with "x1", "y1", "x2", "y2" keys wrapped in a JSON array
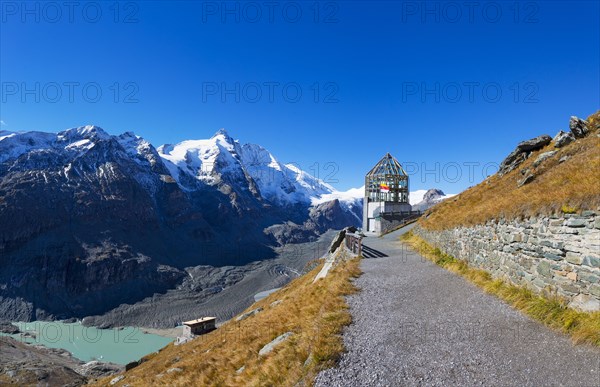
[{"x1": 1, "y1": 1, "x2": 598, "y2": 193}]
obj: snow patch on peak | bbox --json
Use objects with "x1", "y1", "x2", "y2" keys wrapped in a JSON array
[
  {"x1": 115, "y1": 131, "x2": 159, "y2": 166},
  {"x1": 157, "y1": 130, "x2": 337, "y2": 205},
  {"x1": 157, "y1": 132, "x2": 245, "y2": 186},
  {"x1": 57, "y1": 125, "x2": 110, "y2": 143},
  {"x1": 311, "y1": 186, "x2": 363, "y2": 206},
  {"x1": 310, "y1": 186, "x2": 364, "y2": 224},
  {"x1": 0, "y1": 131, "x2": 57, "y2": 163},
  {"x1": 411, "y1": 188, "x2": 456, "y2": 210},
  {"x1": 0, "y1": 130, "x2": 16, "y2": 142},
  {"x1": 157, "y1": 144, "x2": 174, "y2": 154},
  {"x1": 211, "y1": 128, "x2": 238, "y2": 147},
  {"x1": 212, "y1": 128, "x2": 231, "y2": 138},
  {"x1": 409, "y1": 190, "x2": 428, "y2": 205},
  {"x1": 65, "y1": 138, "x2": 94, "y2": 152}
]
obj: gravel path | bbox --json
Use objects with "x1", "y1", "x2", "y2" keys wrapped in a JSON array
[{"x1": 315, "y1": 225, "x2": 600, "y2": 387}]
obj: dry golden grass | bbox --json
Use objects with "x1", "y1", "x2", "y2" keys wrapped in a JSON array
[
  {"x1": 420, "y1": 111, "x2": 600, "y2": 230},
  {"x1": 401, "y1": 231, "x2": 600, "y2": 346},
  {"x1": 91, "y1": 256, "x2": 362, "y2": 387}
]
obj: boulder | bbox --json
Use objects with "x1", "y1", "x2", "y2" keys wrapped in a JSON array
[
  {"x1": 552, "y1": 130, "x2": 575, "y2": 148},
  {"x1": 517, "y1": 172, "x2": 535, "y2": 187},
  {"x1": 533, "y1": 151, "x2": 557, "y2": 168},
  {"x1": 516, "y1": 134, "x2": 552, "y2": 152},
  {"x1": 110, "y1": 375, "x2": 125, "y2": 385},
  {"x1": 568, "y1": 294, "x2": 600, "y2": 312},
  {"x1": 235, "y1": 307, "x2": 263, "y2": 322},
  {"x1": 569, "y1": 116, "x2": 589, "y2": 138},
  {"x1": 270, "y1": 300, "x2": 282, "y2": 307},
  {"x1": 259, "y1": 332, "x2": 294, "y2": 356},
  {"x1": 78, "y1": 361, "x2": 123, "y2": 377}
]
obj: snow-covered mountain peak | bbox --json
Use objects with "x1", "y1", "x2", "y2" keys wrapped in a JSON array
[
  {"x1": 157, "y1": 130, "x2": 246, "y2": 187},
  {"x1": 0, "y1": 131, "x2": 57, "y2": 163},
  {"x1": 57, "y1": 125, "x2": 110, "y2": 143},
  {"x1": 157, "y1": 130, "x2": 339, "y2": 205},
  {"x1": 210, "y1": 128, "x2": 239, "y2": 148},
  {"x1": 240, "y1": 143, "x2": 280, "y2": 170},
  {"x1": 115, "y1": 131, "x2": 162, "y2": 168},
  {"x1": 212, "y1": 128, "x2": 232, "y2": 138},
  {"x1": 411, "y1": 188, "x2": 456, "y2": 211},
  {"x1": 0, "y1": 130, "x2": 16, "y2": 141}
]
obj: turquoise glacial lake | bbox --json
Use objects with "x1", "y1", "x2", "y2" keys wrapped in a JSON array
[{"x1": 2, "y1": 321, "x2": 173, "y2": 365}]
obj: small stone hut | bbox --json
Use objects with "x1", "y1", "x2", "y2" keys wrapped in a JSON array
[{"x1": 182, "y1": 317, "x2": 216, "y2": 336}]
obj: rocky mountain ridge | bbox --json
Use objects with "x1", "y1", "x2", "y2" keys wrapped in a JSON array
[
  {"x1": 0, "y1": 126, "x2": 360, "y2": 322},
  {"x1": 411, "y1": 188, "x2": 455, "y2": 212}
]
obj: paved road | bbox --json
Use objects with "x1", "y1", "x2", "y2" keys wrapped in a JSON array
[{"x1": 315, "y1": 225, "x2": 600, "y2": 387}]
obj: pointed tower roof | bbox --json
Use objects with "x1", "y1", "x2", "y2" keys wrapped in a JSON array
[{"x1": 366, "y1": 153, "x2": 407, "y2": 177}]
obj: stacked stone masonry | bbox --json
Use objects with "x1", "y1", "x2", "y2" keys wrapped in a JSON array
[{"x1": 413, "y1": 211, "x2": 600, "y2": 312}]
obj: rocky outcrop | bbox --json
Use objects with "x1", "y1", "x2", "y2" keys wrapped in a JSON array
[
  {"x1": 515, "y1": 134, "x2": 553, "y2": 152},
  {"x1": 412, "y1": 189, "x2": 451, "y2": 212},
  {"x1": 532, "y1": 151, "x2": 557, "y2": 168},
  {"x1": 0, "y1": 322, "x2": 20, "y2": 334},
  {"x1": 552, "y1": 130, "x2": 575, "y2": 148},
  {"x1": 569, "y1": 116, "x2": 589, "y2": 138},
  {"x1": 0, "y1": 336, "x2": 122, "y2": 386},
  {"x1": 498, "y1": 135, "x2": 552, "y2": 176},
  {"x1": 235, "y1": 307, "x2": 263, "y2": 322},
  {"x1": 421, "y1": 188, "x2": 445, "y2": 203},
  {"x1": 413, "y1": 211, "x2": 600, "y2": 312},
  {"x1": 77, "y1": 360, "x2": 123, "y2": 378},
  {"x1": 259, "y1": 332, "x2": 294, "y2": 356},
  {"x1": 517, "y1": 171, "x2": 535, "y2": 187},
  {"x1": 498, "y1": 115, "x2": 594, "y2": 182}
]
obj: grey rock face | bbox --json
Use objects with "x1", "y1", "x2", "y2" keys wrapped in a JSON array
[
  {"x1": 235, "y1": 307, "x2": 263, "y2": 322},
  {"x1": 77, "y1": 360, "x2": 123, "y2": 378},
  {"x1": 421, "y1": 188, "x2": 445, "y2": 203},
  {"x1": 412, "y1": 189, "x2": 449, "y2": 212},
  {"x1": 569, "y1": 116, "x2": 589, "y2": 138},
  {"x1": 498, "y1": 135, "x2": 552, "y2": 176},
  {"x1": 516, "y1": 134, "x2": 553, "y2": 152},
  {"x1": 553, "y1": 130, "x2": 575, "y2": 148},
  {"x1": 568, "y1": 294, "x2": 600, "y2": 312},
  {"x1": 0, "y1": 322, "x2": 20, "y2": 334},
  {"x1": 517, "y1": 172, "x2": 535, "y2": 187},
  {"x1": 532, "y1": 151, "x2": 557, "y2": 168},
  {"x1": 110, "y1": 375, "x2": 125, "y2": 385},
  {"x1": 259, "y1": 332, "x2": 294, "y2": 356}
]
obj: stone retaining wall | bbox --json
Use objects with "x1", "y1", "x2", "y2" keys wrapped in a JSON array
[{"x1": 413, "y1": 212, "x2": 600, "y2": 311}]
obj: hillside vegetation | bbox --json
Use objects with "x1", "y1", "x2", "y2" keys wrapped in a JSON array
[
  {"x1": 420, "y1": 111, "x2": 600, "y2": 230},
  {"x1": 92, "y1": 256, "x2": 361, "y2": 386}
]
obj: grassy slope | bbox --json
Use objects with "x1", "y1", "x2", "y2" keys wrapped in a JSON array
[
  {"x1": 401, "y1": 232, "x2": 600, "y2": 346},
  {"x1": 421, "y1": 111, "x2": 600, "y2": 231},
  {"x1": 91, "y1": 256, "x2": 361, "y2": 386}
]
